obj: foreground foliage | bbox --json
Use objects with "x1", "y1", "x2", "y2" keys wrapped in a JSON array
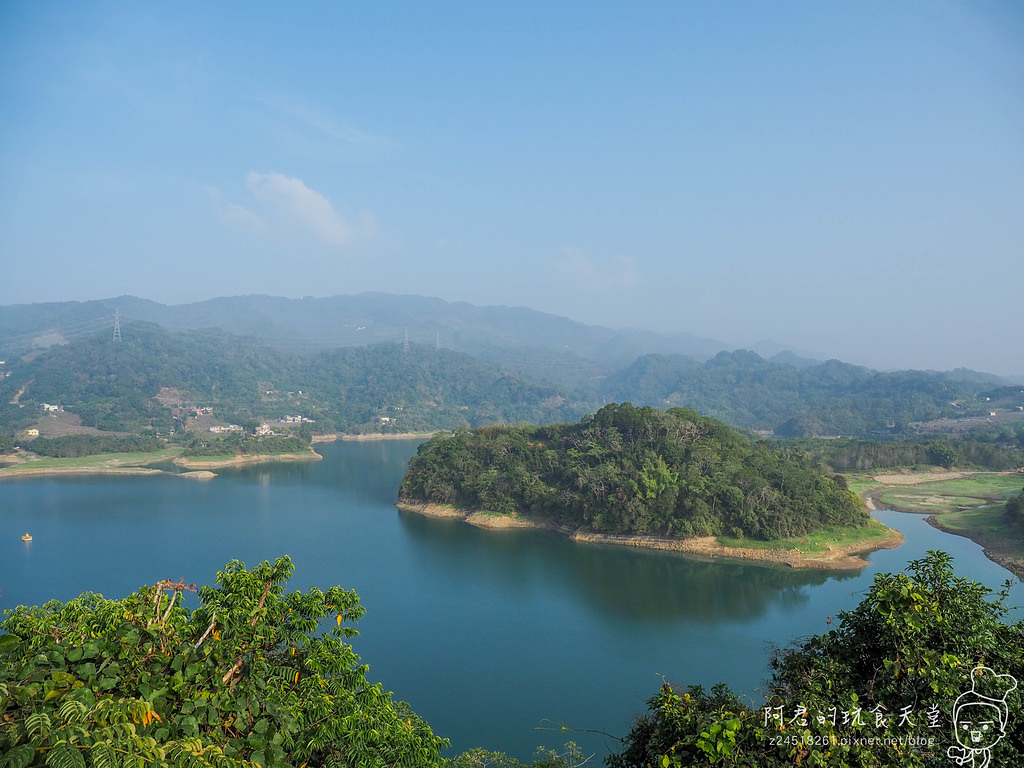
[
  {"x1": 401, "y1": 403, "x2": 868, "y2": 540},
  {"x1": 0, "y1": 557, "x2": 446, "y2": 767},
  {"x1": 608, "y1": 551, "x2": 1023, "y2": 767}
]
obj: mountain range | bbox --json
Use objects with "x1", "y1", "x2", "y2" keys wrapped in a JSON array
[{"x1": 1, "y1": 293, "x2": 1021, "y2": 440}]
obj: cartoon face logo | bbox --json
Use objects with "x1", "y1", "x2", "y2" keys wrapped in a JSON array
[
  {"x1": 947, "y1": 666, "x2": 1017, "y2": 768},
  {"x1": 955, "y1": 701, "x2": 1003, "y2": 749}
]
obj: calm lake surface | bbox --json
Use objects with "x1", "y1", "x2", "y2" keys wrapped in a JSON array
[{"x1": 2, "y1": 439, "x2": 1022, "y2": 760}]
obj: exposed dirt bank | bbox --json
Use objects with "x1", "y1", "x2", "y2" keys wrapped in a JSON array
[
  {"x1": 173, "y1": 451, "x2": 322, "y2": 469},
  {"x1": 1, "y1": 450, "x2": 320, "y2": 480},
  {"x1": 465, "y1": 511, "x2": 540, "y2": 529},
  {"x1": 313, "y1": 432, "x2": 435, "y2": 443},
  {"x1": 0, "y1": 466, "x2": 165, "y2": 480},
  {"x1": 395, "y1": 499, "x2": 902, "y2": 570}
]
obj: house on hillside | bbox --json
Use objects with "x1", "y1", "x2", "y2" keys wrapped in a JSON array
[{"x1": 209, "y1": 425, "x2": 243, "y2": 434}]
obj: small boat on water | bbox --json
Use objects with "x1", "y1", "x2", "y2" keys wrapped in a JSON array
[{"x1": 22, "y1": 533, "x2": 32, "y2": 542}]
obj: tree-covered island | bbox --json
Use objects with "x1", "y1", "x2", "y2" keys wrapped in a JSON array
[{"x1": 398, "y1": 403, "x2": 898, "y2": 568}]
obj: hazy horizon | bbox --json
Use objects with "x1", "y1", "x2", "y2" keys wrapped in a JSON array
[
  {"x1": 4, "y1": 289, "x2": 1023, "y2": 380},
  {"x1": 2, "y1": 3, "x2": 1022, "y2": 375}
]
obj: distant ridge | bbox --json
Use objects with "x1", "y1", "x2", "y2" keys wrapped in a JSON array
[
  {"x1": 0, "y1": 294, "x2": 1017, "y2": 393},
  {"x1": 2, "y1": 306, "x2": 1021, "y2": 440},
  {"x1": 0, "y1": 293, "x2": 731, "y2": 386}
]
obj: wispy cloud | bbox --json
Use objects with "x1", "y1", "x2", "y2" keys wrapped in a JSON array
[
  {"x1": 205, "y1": 185, "x2": 266, "y2": 235},
  {"x1": 208, "y1": 173, "x2": 375, "y2": 248},
  {"x1": 251, "y1": 94, "x2": 401, "y2": 153},
  {"x1": 247, "y1": 172, "x2": 354, "y2": 246},
  {"x1": 222, "y1": 202, "x2": 265, "y2": 231},
  {"x1": 554, "y1": 247, "x2": 639, "y2": 292}
]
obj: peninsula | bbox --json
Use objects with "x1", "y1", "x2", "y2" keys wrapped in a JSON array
[{"x1": 397, "y1": 403, "x2": 900, "y2": 569}]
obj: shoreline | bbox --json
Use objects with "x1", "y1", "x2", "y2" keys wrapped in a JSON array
[
  {"x1": 172, "y1": 450, "x2": 322, "y2": 469},
  {"x1": 0, "y1": 466, "x2": 167, "y2": 480},
  {"x1": 856, "y1": 470, "x2": 1024, "y2": 578},
  {"x1": 927, "y1": 514, "x2": 1024, "y2": 580},
  {"x1": 395, "y1": 500, "x2": 903, "y2": 570},
  {"x1": 313, "y1": 432, "x2": 436, "y2": 443},
  {"x1": 0, "y1": 449, "x2": 321, "y2": 479}
]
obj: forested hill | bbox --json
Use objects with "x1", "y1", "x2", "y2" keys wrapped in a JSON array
[
  {"x1": 399, "y1": 403, "x2": 869, "y2": 541},
  {"x1": 596, "y1": 350, "x2": 998, "y2": 437},
  {"x1": 4, "y1": 295, "x2": 1021, "y2": 440},
  {"x1": 0, "y1": 323, "x2": 585, "y2": 435},
  {"x1": 3, "y1": 313, "x2": 1020, "y2": 444},
  {"x1": 0, "y1": 293, "x2": 729, "y2": 366}
]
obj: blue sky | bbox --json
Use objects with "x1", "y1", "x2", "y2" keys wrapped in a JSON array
[{"x1": 2, "y1": 1, "x2": 1022, "y2": 374}]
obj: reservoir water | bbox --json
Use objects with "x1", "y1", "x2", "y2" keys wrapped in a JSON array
[{"x1": 1, "y1": 439, "x2": 1021, "y2": 760}]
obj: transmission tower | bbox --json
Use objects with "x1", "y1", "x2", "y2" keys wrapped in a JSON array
[
  {"x1": 112, "y1": 309, "x2": 122, "y2": 342},
  {"x1": 403, "y1": 327, "x2": 410, "y2": 353}
]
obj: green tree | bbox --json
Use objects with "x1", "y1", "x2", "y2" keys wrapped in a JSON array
[
  {"x1": 400, "y1": 404, "x2": 870, "y2": 542},
  {"x1": 927, "y1": 442, "x2": 960, "y2": 469},
  {"x1": 0, "y1": 557, "x2": 447, "y2": 767},
  {"x1": 1006, "y1": 486, "x2": 1024, "y2": 524},
  {"x1": 609, "y1": 551, "x2": 1024, "y2": 768}
]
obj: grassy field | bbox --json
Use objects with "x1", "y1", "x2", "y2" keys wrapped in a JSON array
[
  {"x1": 845, "y1": 469, "x2": 1024, "y2": 577},
  {"x1": 870, "y1": 474, "x2": 1023, "y2": 514},
  {"x1": 0, "y1": 448, "x2": 181, "y2": 474},
  {"x1": 843, "y1": 475, "x2": 881, "y2": 498},
  {"x1": 936, "y1": 506, "x2": 1018, "y2": 539},
  {"x1": 931, "y1": 506, "x2": 1024, "y2": 578},
  {"x1": 718, "y1": 517, "x2": 895, "y2": 555},
  {"x1": 897, "y1": 474, "x2": 1024, "y2": 497}
]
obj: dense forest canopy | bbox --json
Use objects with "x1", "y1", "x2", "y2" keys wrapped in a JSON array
[
  {"x1": 400, "y1": 404, "x2": 869, "y2": 541},
  {"x1": 0, "y1": 324, "x2": 584, "y2": 437},
  {"x1": 779, "y1": 434, "x2": 1024, "y2": 473},
  {"x1": 596, "y1": 351, "x2": 1012, "y2": 438},
  {"x1": 1, "y1": 320, "x2": 1021, "y2": 452}
]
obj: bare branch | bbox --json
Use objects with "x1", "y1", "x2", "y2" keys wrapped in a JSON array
[
  {"x1": 221, "y1": 659, "x2": 243, "y2": 686},
  {"x1": 193, "y1": 613, "x2": 217, "y2": 651}
]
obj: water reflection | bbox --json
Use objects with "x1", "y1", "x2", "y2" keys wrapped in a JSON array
[
  {"x1": 396, "y1": 511, "x2": 858, "y2": 625},
  {"x1": 225, "y1": 441, "x2": 414, "y2": 506}
]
